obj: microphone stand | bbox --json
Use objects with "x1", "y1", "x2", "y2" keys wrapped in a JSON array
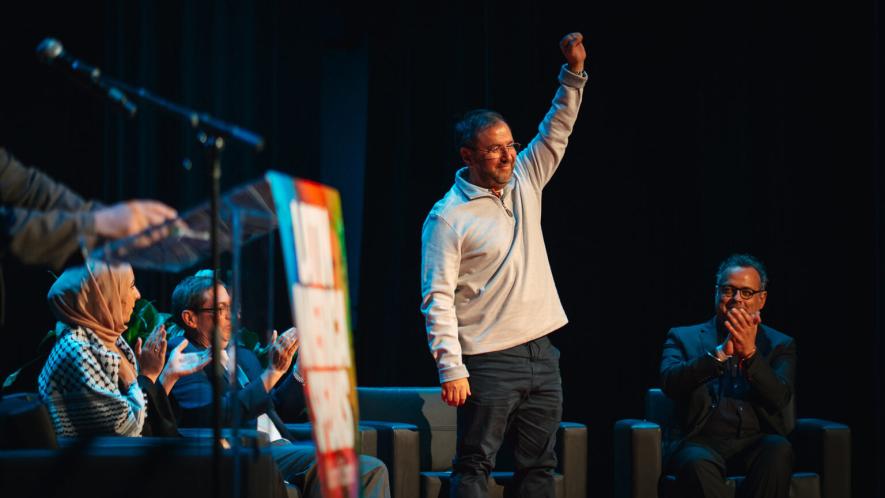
[
  {"x1": 98, "y1": 74, "x2": 264, "y2": 498},
  {"x1": 101, "y1": 75, "x2": 265, "y2": 151}
]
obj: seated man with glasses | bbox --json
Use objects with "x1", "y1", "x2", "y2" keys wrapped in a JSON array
[
  {"x1": 660, "y1": 253, "x2": 796, "y2": 498},
  {"x1": 165, "y1": 271, "x2": 390, "y2": 498}
]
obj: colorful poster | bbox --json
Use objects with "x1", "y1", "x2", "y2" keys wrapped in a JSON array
[{"x1": 267, "y1": 171, "x2": 359, "y2": 498}]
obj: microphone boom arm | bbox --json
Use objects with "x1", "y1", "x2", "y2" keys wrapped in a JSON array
[
  {"x1": 102, "y1": 75, "x2": 265, "y2": 152},
  {"x1": 36, "y1": 37, "x2": 264, "y2": 151}
]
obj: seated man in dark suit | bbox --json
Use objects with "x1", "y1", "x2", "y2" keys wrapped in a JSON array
[
  {"x1": 167, "y1": 272, "x2": 390, "y2": 498},
  {"x1": 660, "y1": 254, "x2": 796, "y2": 498}
]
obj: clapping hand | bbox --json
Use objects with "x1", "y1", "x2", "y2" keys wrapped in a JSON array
[
  {"x1": 724, "y1": 308, "x2": 760, "y2": 359},
  {"x1": 261, "y1": 327, "x2": 299, "y2": 391},
  {"x1": 159, "y1": 339, "x2": 211, "y2": 394},
  {"x1": 268, "y1": 327, "x2": 300, "y2": 373},
  {"x1": 135, "y1": 324, "x2": 168, "y2": 383}
]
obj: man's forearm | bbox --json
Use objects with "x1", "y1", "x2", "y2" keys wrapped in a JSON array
[
  {"x1": 261, "y1": 369, "x2": 285, "y2": 393},
  {"x1": 1, "y1": 207, "x2": 98, "y2": 269},
  {"x1": 423, "y1": 296, "x2": 466, "y2": 383},
  {"x1": 745, "y1": 356, "x2": 795, "y2": 411},
  {"x1": 428, "y1": 323, "x2": 468, "y2": 383},
  {"x1": 661, "y1": 354, "x2": 725, "y2": 398},
  {"x1": 518, "y1": 66, "x2": 587, "y2": 189}
]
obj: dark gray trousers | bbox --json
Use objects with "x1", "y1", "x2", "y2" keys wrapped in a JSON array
[{"x1": 451, "y1": 335, "x2": 562, "y2": 498}]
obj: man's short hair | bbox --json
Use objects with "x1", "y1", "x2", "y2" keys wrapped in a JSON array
[
  {"x1": 454, "y1": 109, "x2": 507, "y2": 149},
  {"x1": 170, "y1": 270, "x2": 228, "y2": 329},
  {"x1": 715, "y1": 254, "x2": 769, "y2": 289}
]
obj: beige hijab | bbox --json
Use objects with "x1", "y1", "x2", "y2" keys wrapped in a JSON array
[{"x1": 48, "y1": 262, "x2": 138, "y2": 382}]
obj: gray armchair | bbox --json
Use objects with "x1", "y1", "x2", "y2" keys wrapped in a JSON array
[
  {"x1": 614, "y1": 388, "x2": 851, "y2": 498},
  {"x1": 0, "y1": 393, "x2": 287, "y2": 498},
  {"x1": 357, "y1": 386, "x2": 587, "y2": 498},
  {"x1": 276, "y1": 409, "x2": 419, "y2": 498}
]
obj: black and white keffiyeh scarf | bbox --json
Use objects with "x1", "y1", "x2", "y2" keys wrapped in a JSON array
[{"x1": 38, "y1": 326, "x2": 146, "y2": 437}]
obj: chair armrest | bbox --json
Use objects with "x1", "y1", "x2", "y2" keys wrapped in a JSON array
[
  {"x1": 792, "y1": 418, "x2": 851, "y2": 498},
  {"x1": 555, "y1": 422, "x2": 587, "y2": 498},
  {"x1": 173, "y1": 427, "x2": 271, "y2": 448},
  {"x1": 614, "y1": 419, "x2": 661, "y2": 498},
  {"x1": 359, "y1": 421, "x2": 420, "y2": 498},
  {"x1": 0, "y1": 392, "x2": 58, "y2": 449},
  {"x1": 281, "y1": 422, "x2": 312, "y2": 440},
  {"x1": 283, "y1": 423, "x2": 379, "y2": 457},
  {"x1": 1, "y1": 436, "x2": 284, "y2": 498}
]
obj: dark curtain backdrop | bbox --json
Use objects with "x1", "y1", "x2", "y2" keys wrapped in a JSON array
[
  {"x1": 0, "y1": 1, "x2": 881, "y2": 497},
  {"x1": 356, "y1": 1, "x2": 881, "y2": 497}
]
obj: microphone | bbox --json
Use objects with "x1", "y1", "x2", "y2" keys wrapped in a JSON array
[{"x1": 36, "y1": 38, "x2": 137, "y2": 117}]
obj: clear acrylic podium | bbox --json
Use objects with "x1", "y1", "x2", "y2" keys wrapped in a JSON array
[{"x1": 91, "y1": 176, "x2": 277, "y2": 273}]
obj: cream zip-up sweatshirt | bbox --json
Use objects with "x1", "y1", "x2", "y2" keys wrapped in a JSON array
[{"x1": 421, "y1": 65, "x2": 587, "y2": 383}]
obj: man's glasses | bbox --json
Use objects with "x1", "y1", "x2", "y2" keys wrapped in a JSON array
[
  {"x1": 473, "y1": 142, "x2": 521, "y2": 158},
  {"x1": 193, "y1": 304, "x2": 232, "y2": 317},
  {"x1": 717, "y1": 285, "x2": 765, "y2": 300}
]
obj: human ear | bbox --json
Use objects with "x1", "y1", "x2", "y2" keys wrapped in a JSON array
[
  {"x1": 460, "y1": 147, "x2": 474, "y2": 165},
  {"x1": 181, "y1": 310, "x2": 199, "y2": 329}
]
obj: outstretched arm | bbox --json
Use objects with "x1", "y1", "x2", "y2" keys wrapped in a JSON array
[
  {"x1": 0, "y1": 148, "x2": 177, "y2": 269},
  {"x1": 516, "y1": 33, "x2": 589, "y2": 189}
]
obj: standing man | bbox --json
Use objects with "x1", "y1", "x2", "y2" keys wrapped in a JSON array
[
  {"x1": 420, "y1": 33, "x2": 587, "y2": 497},
  {"x1": 660, "y1": 254, "x2": 795, "y2": 498}
]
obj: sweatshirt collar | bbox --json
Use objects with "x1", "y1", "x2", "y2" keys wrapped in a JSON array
[{"x1": 454, "y1": 166, "x2": 515, "y2": 200}]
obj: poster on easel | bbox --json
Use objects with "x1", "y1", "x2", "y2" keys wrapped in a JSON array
[{"x1": 267, "y1": 170, "x2": 359, "y2": 498}]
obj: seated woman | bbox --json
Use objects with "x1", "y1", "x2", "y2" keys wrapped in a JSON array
[{"x1": 37, "y1": 261, "x2": 208, "y2": 437}]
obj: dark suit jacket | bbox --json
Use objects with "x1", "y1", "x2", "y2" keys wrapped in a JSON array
[
  {"x1": 168, "y1": 335, "x2": 306, "y2": 439},
  {"x1": 659, "y1": 317, "x2": 796, "y2": 460}
]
